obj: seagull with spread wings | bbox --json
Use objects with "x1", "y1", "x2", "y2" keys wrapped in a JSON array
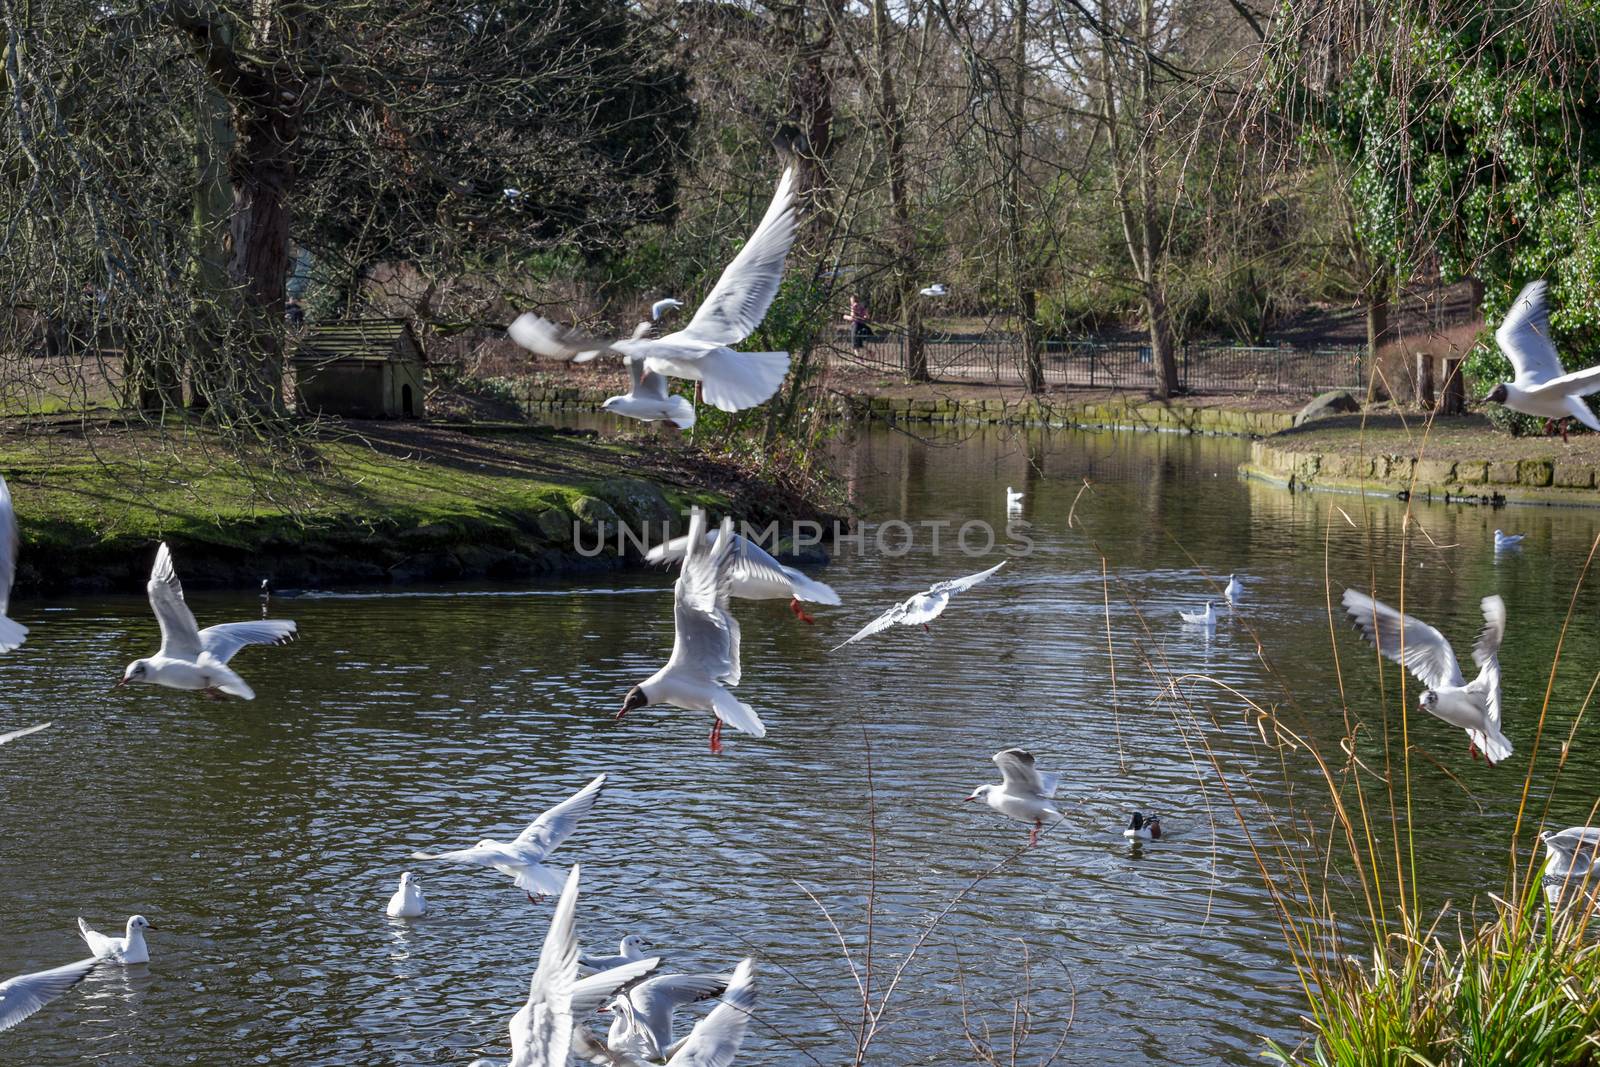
[
  {"x1": 508, "y1": 169, "x2": 797, "y2": 421},
  {"x1": 619, "y1": 509, "x2": 766, "y2": 754},
  {"x1": 0, "y1": 956, "x2": 99, "y2": 1032},
  {"x1": 601, "y1": 971, "x2": 732, "y2": 1062},
  {"x1": 1540, "y1": 826, "x2": 1600, "y2": 910},
  {"x1": 831, "y1": 561, "x2": 1006, "y2": 651},
  {"x1": 412, "y1": 774, "x2": 606, "y2": 903},
  {"x1": 645, "y1": 529, "x2": 839, "y2": 624},
  {"x1": 1485, "y1": 280, "x2": 1600, "y2": 439},
  {"x1": 117, "y1": 542, "x2": 297, "y2": 700},
  {"x1": 1341, "y1": 589, "x2": 1511, "y2": 764},
  {"x1": 573, "y1": 959, "x2": 758, "y2": 1067},
  {"x1": 965, "y1": 748, "x2": 1063, "y2": 847}
]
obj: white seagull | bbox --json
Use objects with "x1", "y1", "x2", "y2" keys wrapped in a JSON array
[
  {"x1": 602, "y1": 355, "x2": 698, "y2": 431},
  {"x1": 1224, "y1": 574, "x2": 1242, "y2": 603},
  {"x1": 1341, "y1": 589, "x2": 1511, "y2": 764},
  {"x1": 1006, "y1": 486, "x2": 1024, "y2": 510},
  {"x1": 645, "y1": 529, "x2": 840, "y2": 624},
  {"x1": 919, "y1": 283, "x2": 948, "y2": 297},
  {"x1": 412, "y1": 774, "x2": 606, "y2": 901},
  {"x1": 574, "y1": 959, "x2": 758, "y2": 1067},
  {"x1": 1540, "y1": 827, "x2": 1600, "y2": 909},
  {"x1": 469, "y1": 866, "x2": 662, "y2": 1067},
  {"x1": 1486, "y1": 280, "x2": 1600, "y2": 439},
  {"x1": 602, "y1": 972, "x2": 731, "y2": 1061},
  {"x1": 0, "y1": 721, "x2": 49, "y2": 746},
  {"x1": 965, "y1": 748, "x2": 1063, "y2": 847},
  {"x1": 385, "y1": 872, "x2": 427, "y2": 918},
  {"x1": 1494, "y1": 529, "x2": 1525, "y2": 551},
  {"x1": 0, "y1": 473, "x2": 29, "y2": 651},
  {"x1": 620, "y1": 510, "x2": 765, "y2": 754},
  {"x1": 831, "y1": 561, "x2": 1006, "y2": 651},
  {"x1": 0, "y1": 956, "x2": 99, "y2": 1032},
  {"x1": 1179, "y1": 603, "x2": 1216, "y2": 627},
  {"x1": 77, "y1": 915, "x2": 153, "y2": 964},
  {"x1": 580, "y1": 934, "x2": 656, "y2": 976},
  {"x1": 118, "y1": 542, "x2": 297, "y2": 699},
  {"x1": 508, "y1": 170, "x2": 797, "y2": 416}
]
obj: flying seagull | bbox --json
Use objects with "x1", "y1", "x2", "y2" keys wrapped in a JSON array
[
  {"x1": 1485, "y1": 280, "x2": 1600, "y2": 439},
  {"x1": 620, "y1": 509, "x2": 766, "y2": 754},
  {"x1": 0, "y1": 956, "x2": 99, "y2": 1032},
  {"x1": 118, "y1": 542, "x2": 297, "y2": 700},
  {"x1": 1341, "y1": 589, "x2": 1511, "y2": 764},
  {"x1": 965, "y1": 748, "x2": 1063, "y2": 847},
  {"x1": 508, "y1": 169, "x2": 797, "y2": 416},
  {"x1": 602, "y1": 972, "x2": 732, "y2": 1061},
  {"x1": 1540, "y1": 827, "x2": 1600, "y2": 909},
  {"x1": 78, "y1": 915, "x2": 153, "y2": 964},
  {"x1": 644, "y1": 530, "x2": 840, "y2": 624},
  {"x1": 831, "y1": 561, "x2": 1006, "y2": 651},
  {"x1": 0, "y1": 473, "x2": 29, "y2": 651},
  {"x1": 573, "y1": 958, "x2": 758, "y2": 1067},
  {"x1": 412, "y1": 774, "x2": 606, "y2": 902}
]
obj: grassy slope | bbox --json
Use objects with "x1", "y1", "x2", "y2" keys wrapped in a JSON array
[{"x1": 1269, "y1": 413, "x2": 1600, "y2": 462}]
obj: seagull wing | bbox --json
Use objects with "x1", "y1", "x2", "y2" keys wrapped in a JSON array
[
  {"x1": 1474, "y1": 595, "x2": 1506, "y2": 729},
  {"x1": 510, "y1": 866, "x2": 582, "y2": 1067},
  {"x1": 571, "y1": 958, "x2": 662, "y2": 1020},
  {"x1": 0, "y1": 721, "x2": 49, "y2": 746},
  {"x1": 409, "y1": 842, "x2": 523, "y2": 867},
  {"x1": 630, "y1": 359, "x2": 673, "y2": 402},
  {"x1": 1341, "y1": 589, "x2": 1465, "y2": 690},
  {"x1": 631, "y1": 973, "x2": 730, "y2": 1017},
  {"x1": 1497, "y1": 280, "x2": 1564, "y2": 387},
  {"x1": 1540, "y1": 361, "x2": 1600, "y2": 398},
  {"x1": 0, "y1": 473, "x2": 17, "y2": 618},
  {"x1": 679, "y1": 170, "x2": 797, "y2": 346},
  {"x1": 829, "y1": 600, "x2": 912, "y2": 651},
  {"x1": 0, "y1": 957, "x2": 99, "y2": 1033},
  {"x1": 664, "y1": 959, "x2": 757, "y2": 1067},
  {"x1": 668, "y1": 513, "x2": 740, "y2": 685},
  {"x1": 1548, "y1": 827, "x2": 1600, "y2": 860},
  {"x1": 928, "y1": 560, "x2": 1007, "y2": 597},
  {"x1": 148, "y1": 542, "x2": 202, "y2": 661},
  {"x1": 198, "y1": 620, "x2": 298, "y2": 664},
  {"x1": 992, "y1": 748, "x2": 1052, "y2": 797},
  {"x1": 509, "y1": 313, "x2": 619, "y2": 363},
  {"x1": 513, "y1": 773, "x2": 607, "y2": 861}
]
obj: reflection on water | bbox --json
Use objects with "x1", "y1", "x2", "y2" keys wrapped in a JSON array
[{"x1": 4, "y1": 419, "x2": 1600, "y2": 1064}]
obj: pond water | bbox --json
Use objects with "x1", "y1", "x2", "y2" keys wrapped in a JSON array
[{"x1": 5, "y1": 418, "x2": 1600, "y2": 1065}]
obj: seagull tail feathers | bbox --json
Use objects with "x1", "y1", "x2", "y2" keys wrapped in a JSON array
[
  {"x1": 0, "y1": 614, "x2": 29, "y2": 652},
  {"x1": 698, "y1": 350, "x2": 790, "y2": 412},
  {"x1": 783, "y1": 569, "x2": 842, "y2": 606},
  {"x1": 1473, "y1": 728, "x2": 1514, "y2": 764}
]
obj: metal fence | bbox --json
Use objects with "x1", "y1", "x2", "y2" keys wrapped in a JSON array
[{"x1": 832, "y1": 331, "x2": 1366, "y2": 394}]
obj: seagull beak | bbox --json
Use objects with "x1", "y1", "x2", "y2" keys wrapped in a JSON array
[
  {"x1": 114, "y1": 677, "x2": 128, "y2": 688},
  {"x1": 962, "y1": 795, "x2": 976, "y2": 803}
]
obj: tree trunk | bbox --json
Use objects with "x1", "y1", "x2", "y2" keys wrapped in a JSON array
[
  {"x1": 868, "y1": 0, "x2": 925, "y2": 383},
  {"x1": 1136, "y1": 0, "x2": 1177, "y2": 398},
  {"x1": 226, "y1": 105, "x2": 296, "y2": 414},
  {"x1": 1019, "y1": 287, "x2": 1043, "y2": 393},
  {"x1": 1008, "y1": 0, "x2": 1043, "y2": 393},
  {"x1": 185, "y1": 77, "x2": 235, "y2": 412},
  {"x1": 1146, "y1": 283, "x2": 1177, "y2": 395},
  {"x1": 1365, "y1": 271, "x2": 1391, "y2": 358}
]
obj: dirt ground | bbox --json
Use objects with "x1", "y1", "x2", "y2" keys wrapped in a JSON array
[{"x1": 1271, "y1": 412, "x2": 1600, "y2": 462}]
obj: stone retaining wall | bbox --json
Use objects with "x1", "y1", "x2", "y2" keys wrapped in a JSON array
[{"x1": 1244, "y1": 439, "x2": 1600, "y2": 506}]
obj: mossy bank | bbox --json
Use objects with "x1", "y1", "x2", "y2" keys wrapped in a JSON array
[
  {"x1": 5, "y1": 420, "x2": 839, "y2": 595},
  {"x1": 1243, "y1": 413, "x2": 1600, "y2": 507}
]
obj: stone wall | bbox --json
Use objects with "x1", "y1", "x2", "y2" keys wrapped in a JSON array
[
  {"x1": 1245, "y1": 439, "x2": 1600, "y2": 506},
  {"x1": 835, "y1": 394, "x2": 1295, "y2": 437}
]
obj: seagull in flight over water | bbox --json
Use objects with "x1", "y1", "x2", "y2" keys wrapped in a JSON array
[
  {"x1": 1485, "y1": 280, "x2": 1600, "y2": 439},
  {"x1": 0, "y1": 956, "x2": 100, "y2": 1032},
  {"x1": 1341, "y1": 589, "x2": 1511, "y2": 764},
  {"x1": 508, "y1": 169, "x2": 798, "y2": 419},
  {"x1": 118, "y1": 542, "x2": 297, "y2": 699},
  {"x1": 831, "y1": 562, "x2": 1006, "y2": 650}
]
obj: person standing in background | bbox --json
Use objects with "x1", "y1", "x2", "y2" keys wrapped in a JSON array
[{"x1": 844, "y1": 295, "x2": 870, "y2": 349}]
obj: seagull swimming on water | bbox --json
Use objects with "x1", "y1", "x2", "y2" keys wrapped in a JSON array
[
  {"x1": 966, "y1": 748, "x2": 1063, "y2": 847},
  {"x1": 1485, "y1": 280, "x2": 1600, "y2": 439},
  {"x1": 0, "y1": 473, "x2": 29, "y2": 651},
  {"x1": 645, "y1": 529, "x2": 840, "y2": 624},
  {"x1": 386, "y1": 872, "x2": 427, "y2": 918},
  {"x1": 118, "y1": 542, "x2": 297, "y2": 700},
  {"x1": 509, "y1": 170, "x2": 797, "y2": 417},
  {"x1": 0, "y1": 956, "x2": 99, "y2": 1032},
  {"x1": 620, "y1": 509, "x2": 766, "y2": 754},
  {"x1": 573, "y1": 958, "x2": 758, "y2": 1067},
  {"x1": 831, "y1": 561, "x2": 1006, "y2": 651},
  {"x1": 1494, "y1": 529, "x2": 1525, "y2": 551},
  {"x1": 412, "y1": 774, "x2": 606, "y2": 902},
  {"x1": 580, "y1": 934, "x2": 656, "y2": 977},
  {"x1": 1224, "y1": 574, "x2": 1242, "y2": 603},
  {"x1": 1341, "y1": 589, "x2": 1511, "y2": 764},
  {"x1": 1179, "y1": 603, "x2": 1216, "y2": 627},
  {"x1": 77, "y1": 915, "x2": 153, "y2": 964},
  {"x1": 1006, "y1": 487, "x2": 1023, "y2": 510}
]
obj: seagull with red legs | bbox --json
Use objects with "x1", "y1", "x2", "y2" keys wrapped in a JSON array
[
  {"x1": 619, "y1": 509, "x2": 766, "y2": 754},
  {"x1": 411, "y1": 774, "x2": 606, "y2": 903},
  {"x1": 1341, "y1": 589, "x2": 1511, "y2": 765},
  {"x1": 1484, "y1": 280, "x2": 1600, "y2": 441},
  {"x1": 644, "y1": 528, "x2": 840, "y2": 625},
  {"x1": 965, "y1": 748, "x2": 1063, "y2": 847}
]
